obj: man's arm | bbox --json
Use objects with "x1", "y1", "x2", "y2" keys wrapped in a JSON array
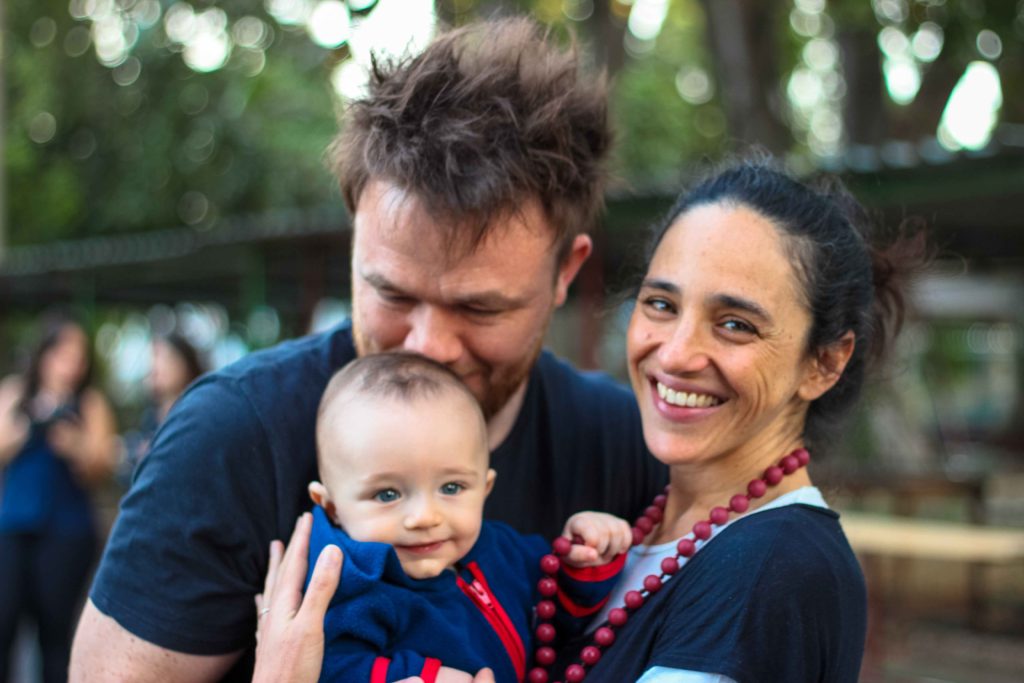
[{"x1": 70, "y1": 600, "x2": 242, "y2": 682}]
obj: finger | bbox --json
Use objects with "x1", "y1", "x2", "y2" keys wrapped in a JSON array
[
  {"x1": 273, "y1": 513, "x2": 313, "y2": 614},
  {"x1": 564, "y1": 545, "x2": 599, "y2": 566},
  {"x1": 297, "y1": 544, "x2": 343, "y2": 623},
  {"x1": 473, "y1": 667, "x2": 496, "y2": 683},
  {"x1": 262, "y1": 540, "x2": 284, "y2": 603}
]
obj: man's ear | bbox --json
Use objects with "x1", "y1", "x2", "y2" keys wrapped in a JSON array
[
  {"x1": 308, "y1": 481, "x2": 338, "y2": 521},
  {"x1": 798, "y1": 331, "x2": 856, "y2": 402},
  {"x1": 554, "y1": 234, "x2": 593, "y2": 307},
  {"x1": 484, "y1": 468, "x2": 497, "y2": 498}
]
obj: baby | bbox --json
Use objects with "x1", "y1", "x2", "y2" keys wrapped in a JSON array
[{"x1": 306, "y1": 352, "x2": 632, "y2": 683}]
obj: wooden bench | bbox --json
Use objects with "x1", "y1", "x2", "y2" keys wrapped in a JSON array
[{"x1": 840, "y1": 512, "x2": 1024, "y2": 675}]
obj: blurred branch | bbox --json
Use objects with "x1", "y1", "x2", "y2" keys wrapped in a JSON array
[
  {"x1": 698, "y1": 0, "x2": 791, "y2": 153},
  {"x1": 0, "y1": 0, "x2": 6, "y2": 264}
]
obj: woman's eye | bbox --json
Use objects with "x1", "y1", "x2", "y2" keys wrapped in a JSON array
[
  {"x1": 722, "y1": 319, "x2": 757, "y2": 335},
  {"x1": 374, "y1": 489, "x2": 400, "y2": 503},
  {"x1": 440, "y1": 482, "x2": 464, "y2": 495},
  {"x1": 642, "y1": 296, "x2": 674, "y2": 315}
]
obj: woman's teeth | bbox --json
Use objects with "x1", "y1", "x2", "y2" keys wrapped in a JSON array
[{"x1": 657, "y1": 382, "x2": 722, "y2": 408}]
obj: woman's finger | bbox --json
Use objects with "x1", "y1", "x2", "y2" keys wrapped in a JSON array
[
  {"x1": 297, "y1": 544, "x2": 342, "y2": 622},
  {"x1": 262, "y1": 539, "x2": 284, "y2": 603},
  {"x1": 272, "y1": 513, "x2": 313, "y2": 614}
]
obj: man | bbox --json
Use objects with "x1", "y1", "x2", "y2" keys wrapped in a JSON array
[{"x1": 71, "y1": 18, "x2": 665, "y2": 682}]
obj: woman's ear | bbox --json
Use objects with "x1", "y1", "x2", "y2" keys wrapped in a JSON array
[{"x1": 798, "y1": 331, "x2": 856, "y2": 402}]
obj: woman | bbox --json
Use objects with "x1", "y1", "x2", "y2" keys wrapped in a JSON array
[
  {"x1": 120, "y1": 332, "x2": 205, "y2": 485},
  {"x1": 0, "y1": 312, "x2": 118, "y2": 683},
  {"x1": 255, "y1": 159, "x2": 919, "y2": 682}
]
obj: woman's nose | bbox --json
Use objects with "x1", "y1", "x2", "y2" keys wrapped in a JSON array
[{"x1": 657, "y1": 319, "x2": 712, "y2": 374}]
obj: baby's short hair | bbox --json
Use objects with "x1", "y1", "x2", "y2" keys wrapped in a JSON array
[
  {"x1": 319, "y1": 352, "x2": 475, "y2": 412},
  {"x1": 316, "y1": 353, "x2": 482, "y2": 468}
]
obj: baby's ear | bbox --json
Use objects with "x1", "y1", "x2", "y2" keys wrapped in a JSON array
[
  {"x1": 308, "y1": 481, "x2": 337, "y2": 520},
  {"x1": 484, "y1": 468, "x2": 497, "y2": 498}
]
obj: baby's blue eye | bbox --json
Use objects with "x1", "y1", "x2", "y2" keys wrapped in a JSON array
[
  {"x1": 440, "y1": 482, "x2": 464, "y2": 495},
  {"x1": 374, "y1": 489, "x2": 400, "y2": 503}
]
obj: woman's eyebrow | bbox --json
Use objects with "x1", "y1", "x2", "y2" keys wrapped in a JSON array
[
  {"x1": 639, "y1": 278, "x2": 680, "y2": 294},
  {"x1": 711, "y1": 293, "x2": 773, "y2": 324}
]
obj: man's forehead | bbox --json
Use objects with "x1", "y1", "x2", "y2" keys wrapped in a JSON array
[{"x1": 353, "y1": 178, "x2": 559, "y2": 261}]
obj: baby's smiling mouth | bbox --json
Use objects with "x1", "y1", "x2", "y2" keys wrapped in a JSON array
[{"x1": 397, "y1": 541, "x2": 446, "y2": 554}]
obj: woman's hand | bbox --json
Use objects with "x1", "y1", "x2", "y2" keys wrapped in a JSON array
[
  {"x1": 561, "y1": 511, "x2": 633, "y2": 567},
  {"x1": 0, "y1": 378, "x2": 30, "y2": 466},
  {"x1": 253, "y1": 512, "x2": 342, "y2": 683}
]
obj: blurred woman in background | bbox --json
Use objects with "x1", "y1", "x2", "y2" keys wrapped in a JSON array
[
  {"x1": 0, "y1": 311, "x2": 117, "y2": 683},
  {"x1": 120, "y1": 332, "x2": 205, "y2": 486}
]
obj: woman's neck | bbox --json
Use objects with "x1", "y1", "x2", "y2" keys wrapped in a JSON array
[{"x1": 651, "y1": 435, "x2": 813, "y2": 544}]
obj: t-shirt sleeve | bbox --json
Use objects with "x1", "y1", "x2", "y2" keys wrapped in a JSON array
[
  {"x1": 645, "y1": 519, "x2": 855, "y2": 682},
  {"x1": 90, "y1": 377, "x2": 278, "y2": 654}
]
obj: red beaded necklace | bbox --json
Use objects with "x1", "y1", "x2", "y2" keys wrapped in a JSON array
[{"x1": 528, "y1": 447, "x2": 811, "y2": 683}]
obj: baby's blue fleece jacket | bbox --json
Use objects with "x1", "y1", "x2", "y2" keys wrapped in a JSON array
[{"x1": 306, "y1": 506, "x2": 623, "y2": 683}]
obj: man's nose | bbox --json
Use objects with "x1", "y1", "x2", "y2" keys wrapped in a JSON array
[{"x1": 403, "y1": 307, "x2": 464, "y2": 365}]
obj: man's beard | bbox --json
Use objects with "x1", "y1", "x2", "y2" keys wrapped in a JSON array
[{"x1": 351, "y1": 321, "x2": 545, "y2": 422}]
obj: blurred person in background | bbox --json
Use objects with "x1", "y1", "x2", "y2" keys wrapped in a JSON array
[
  {"x1": 119, "y1": 333, "x2": 205, "y2": 486},
  {"x1": 0, "y1": 311, "x2": 118, "y2": 683}
]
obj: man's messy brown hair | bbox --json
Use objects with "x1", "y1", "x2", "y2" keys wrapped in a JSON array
[{"x1": 327, "y1": 17, "x2": 611, "y2": 259}]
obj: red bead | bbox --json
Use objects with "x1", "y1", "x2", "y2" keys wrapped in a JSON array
[
  {"x1": 661, "y1": 557, "x2": 680, "y2": 575},
  {"x1": 693, "y1": 520, "x2": 712, "y2": 540},
  {"x1": 536, "y1": 623, "x2": 556, "y2": 643},
  {"x1": 538, "y1": 577, "x2": 557, "y2": 597},
  {"x1": 552, "y1": 536, "x2": 572, "y2": 556},
  {"x1": 653, "y1": 494, "x2": 668, "y2": 509},
  {"x1": 565, "y1": 664, "x2": 586, "y2": 682},
  {"x1": 581, "y1": 646, "x2": 602, "y2": 665},
  {"x1": 540, "y1": 554, "x2": 561, "y2": 575},
  {"x1": 643, "y1": 575, "x2": 663, "y2": 593},
  {"x1": 795, "y1": 448, "x2": 810, "y2": 466},
  {"x1": 594, "y1": 626, "x2": 616, "y2": 646},
  {"x1": 528, "y1": 668, "x2": 549, "y2": 683},
  {"x1": 729, "y1": 494, "x2": 750, "y2": 513},
  {"x1": 663, "y1": 484, "x2": 672, "y2": 493},
  {"x1": 537, "y1": 600, "x2": 556, "y2": 620},
  {"x1": 644, "y1": 505, "x2": 664, "y2": 523},
  {"x1": 748, "y1": 479, "x2": 767, "y2": 498},
  {"x1": 631, "y1": 527, "x2": 647, "y2": 546},
  {"x1": 676, "y1": 538, "x2": 696, "y2": 557},
  {"x1": 764, "y1": 466, "x2": 783, "y2": 485},
  {"x1": 635, "y1": 516, "x2": 654, "y2": 533},
  {"x1": 624, "y1": 590, "x2": 645, "y2": 609},
  {"x1": 536, "y1": 646, "x2": 557, "y2": 666},
  {"x1": 709, "y1": 506, "x2": 730, "y2": 525},
  {"x1": 608, "y1": 608, "x2": 628, "y2": 626},
  {"x1": 781, "y1": 455, "x2": 799, "y2": 474}
]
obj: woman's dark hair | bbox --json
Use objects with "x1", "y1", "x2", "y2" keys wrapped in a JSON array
[
  {"x1": 155, "y1": 332, "x2": 205, "y2": 386},
  {"x1": 19, "y1": 310, "x2": 94, "y2": 412},
  {"x1": 645, "y1": 157, "x2": 927, "y2": 447}
]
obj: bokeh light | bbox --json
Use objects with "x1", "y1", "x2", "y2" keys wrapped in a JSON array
[{"x1": 938, "y1": 61, "x2": 1003, "y2": 151}]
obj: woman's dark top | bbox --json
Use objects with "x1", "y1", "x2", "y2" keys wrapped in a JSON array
[
  {"x1": 0, "y1": 399, "x2": 95, "y2": 536},
  {"x1": 569, "y1": 505, "x2": 867, "y2": 683}
]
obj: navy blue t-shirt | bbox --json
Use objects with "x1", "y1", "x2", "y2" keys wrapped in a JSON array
[
  {"x1": 566, "y1": 505, "x2": 867, "y2": 683},
  {"x1": 90, "y1": 321, "x2": 664, "y2": 681}
]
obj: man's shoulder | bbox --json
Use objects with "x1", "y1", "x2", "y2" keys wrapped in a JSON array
[
  {"x1": 534, "y1": 350, "x2": 635, "y2": 409},
  {"x1": 215, "y1": 322, "x2": 355, "y2": 386}
]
